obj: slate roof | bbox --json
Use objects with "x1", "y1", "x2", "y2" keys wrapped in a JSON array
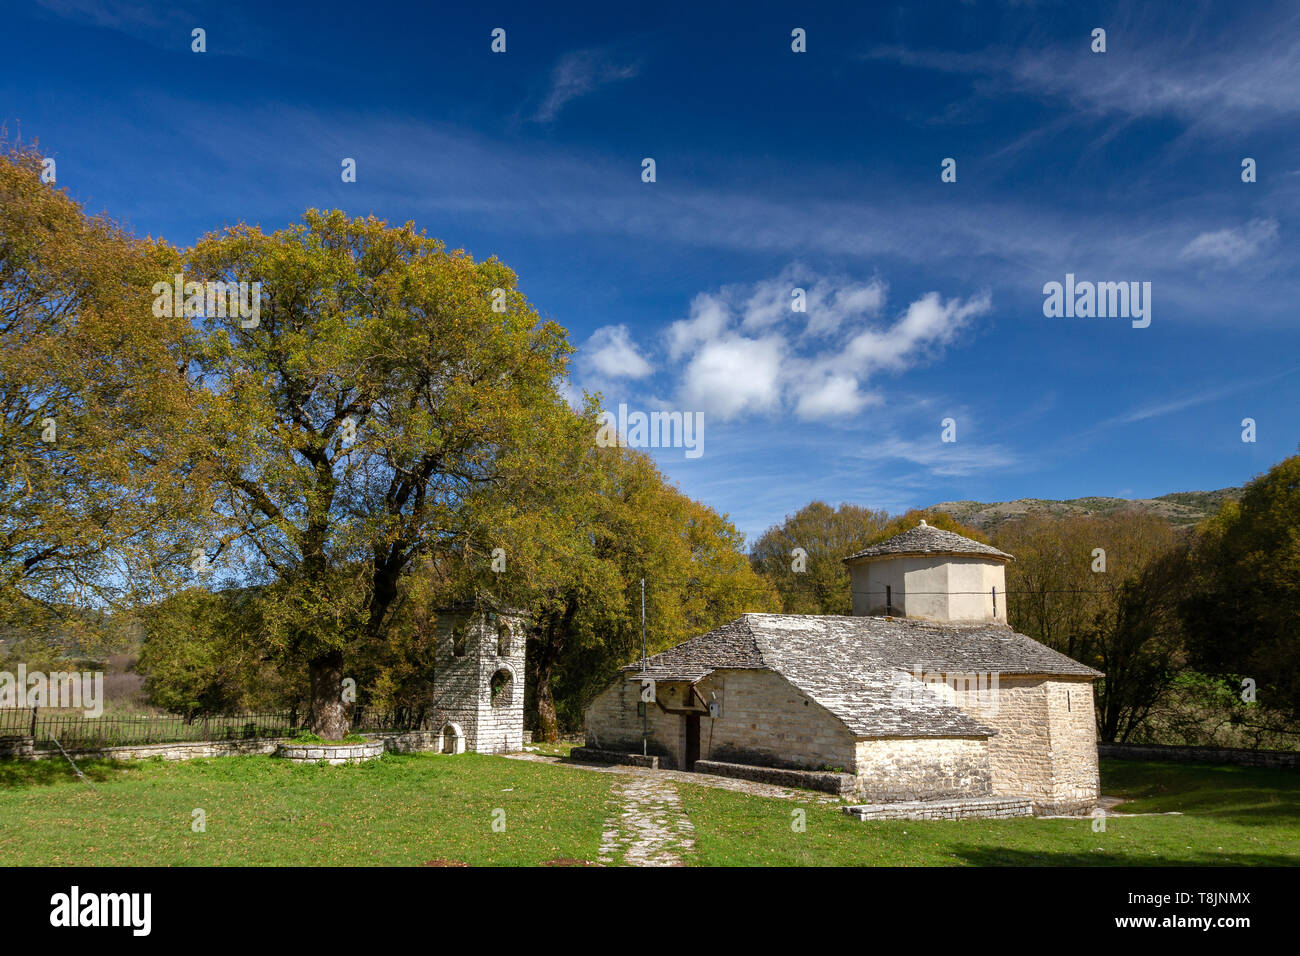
[
  {"x1": 843, "y1": 522, "x2": 1012, "y2": 563},
  {"x1": 623, "y1": 613, "x2": 1100, "y2": 739}
]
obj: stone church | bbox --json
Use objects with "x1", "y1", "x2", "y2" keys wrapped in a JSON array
[{"x1": 581, "y1": 522, "x2": 1101, "y2": 815}]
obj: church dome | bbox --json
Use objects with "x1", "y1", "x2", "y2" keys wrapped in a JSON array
[
  {"x1": 843, "y1": 519, "x2": 1012, "y2": 565},
  {"x1": 843, "y1": 520, "x2": 1012, "y2": 624}
]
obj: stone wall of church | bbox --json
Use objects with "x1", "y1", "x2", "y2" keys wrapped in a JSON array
[
  {"x1": 1043, "y1": 678, "x2": 1100, "y2": 814},
  {"x1": 852, "y1": 737, "x2": 991, "y2": 802},
  {"x1": 963, "y1": 675, "x2": 1053, "y2": 807},
  {"x1": 583, "y1": 675, "x2": 690, "y2": 767},
  {"x1": 584, "y1": 669, "x2": 858, "y2": 772},
  {"x1": 693, "y1": 670, "x2": 859, "y2": 772},
  {"x1": 958, "y1": 675, "x2": 1098, "y2": 814}
]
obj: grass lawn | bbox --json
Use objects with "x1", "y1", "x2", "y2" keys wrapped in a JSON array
[
  {"x1": 678, "y1": 760, "x2": 1300, "y2": 866},
  {"x1": 0, "y1": 754, "x2": 1294, "y2": 866},
  {"x1": 0, "y1": 753, "x2": 613, "y2": 866}
]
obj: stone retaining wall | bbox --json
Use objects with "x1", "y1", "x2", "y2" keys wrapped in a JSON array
[
  {"x1": 17, "y1": 730, "x2": 445, "y2": 763},
  {"x1": 275, "y1": 740, "x2": 384, "y2": 765},
  {"x1": 0, "y1": 735, "x2": 35, "y2": 759},
  {"x1": 365, "y1": 730, "x2": 441, "y2": 753},
  {"x1": 1099, "y1": 742, "x2": 1300, "y2": 769},
  {"x1": 693, "y1": 758, "x2": 855, "y2": 795},
  {"x1": 843, "y1": 796, "x2": 1034, "y2": 821},
  {"x1": 34, "y1": 737, "x2": 281, "y2": 762},
  {"x1": 568, "y1": 747, "x2": 659, "y2": 769}
]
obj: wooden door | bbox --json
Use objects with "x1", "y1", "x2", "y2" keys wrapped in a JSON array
[{"x1": 684, "y1": 714, "x2": 700, "y2": 770}]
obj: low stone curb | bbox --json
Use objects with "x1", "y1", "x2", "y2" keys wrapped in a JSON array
[
  {"x1": 274, "y1": 740, "x2": 385, "y2": 765},
  {"x1": 1099, "y1": 742, "x2": 1300, "y2": 770},
  {"x1": 843, "y1": 796, "x2": 1034, "y2": 821},
  {"x1": 693, "y1": 759, "x2": 856, "y2": 795},
  {"x1": 569, "y1": 747, "x2": 659, "y2": 769}
]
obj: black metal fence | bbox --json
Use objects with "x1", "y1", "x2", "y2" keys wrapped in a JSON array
[
  {"x1": 0, "y1": 709, "x2": 295, "y2": 750},
  {"x1": 0, "y1": 706, "x2": 429, "y2": 751}
]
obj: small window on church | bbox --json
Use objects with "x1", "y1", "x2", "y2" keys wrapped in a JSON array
[
  {"x1": 490, "y1": 669, "x2": 513, "y2": 707},
  {"x1": 497, "y1": 622, "x2": 511, "y2": 656},
  {"x1": 452, "y1": 625, "x2": 467, "y2": 658}
]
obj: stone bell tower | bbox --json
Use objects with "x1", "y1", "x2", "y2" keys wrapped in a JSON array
[
  {"x1": 429, "y1": 599, "x2": 528, "y2": 754},
  {"x1": 842, "y1": 520, "x2": 1014, "y2": 624}
]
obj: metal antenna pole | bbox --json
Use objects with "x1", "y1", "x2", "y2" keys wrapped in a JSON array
[{"x1": 641, "y1": 577, "x2": 647, "y2": 756}]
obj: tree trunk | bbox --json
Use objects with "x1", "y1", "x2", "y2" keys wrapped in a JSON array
[
  {"x1": 307, "y1": 649, "x2": 350, "y2": 739},
  {"x1": 531, "y1": 601, "x2": 575, "y2": 743},
  {"x1": 535, "y1": 654, "x2": 560, "y2": 742}
]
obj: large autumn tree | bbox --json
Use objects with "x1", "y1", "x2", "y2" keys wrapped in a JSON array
[
  {"x1": 0, "y1": 137, "x2": 196, "y2": 643},
  {"x1": 182, "y1": 210, "x2": 574, "y2": 737},
  {"x1": 751, "y1": 506, "x2": 985, "y2": 615},
  {"x1": 995, "y1": 511, "x2": 1188, "y2": 741},
  {"x1": 749, "y1": 502, "x2": 891, "y2": 614},
  {"x1": 1182, "y1": 453, "x2": 1300, "y2": 724}
]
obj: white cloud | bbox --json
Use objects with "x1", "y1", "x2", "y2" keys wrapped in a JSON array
[
  {"x1": 668, "y1": 293, "x2": 731, "y2": 360},
  {"x1": 1180, "y1": 218, "x2": 1279, "y2": 266},
  {"x1": 580, "y1": 324, "x2": 653, "y2": 379},
  {"x1": 664, "y1": 270, "x2": 991, "y2": 422},
  {"x1": 842, "y1": 291, "x2": 989, "y2": 374},
  {"x1": 793, "y1": 374, "x2": 879, "y2": 420},
  {"x1": 866, "y1": 25, "x2": 1300, "y2": 131},
  {"x1": 534, "y1": 49, "x2": 639, "y2": 123},
  {"x1": 738, "y1": 268, "x2": 887, "y2": 338},
  {"x1": 680, "y1": 335, "x2": 785, "y2": 420}
]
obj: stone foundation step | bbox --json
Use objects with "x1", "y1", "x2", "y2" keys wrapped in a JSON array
[
  {"x1": 843, "y1": 796, "x2": 1034, "y2": 821},
  {"x1": 568, "y1": 746, "x2": 659, "y2": 769},
  {"x1": 693, "y1": 759, "x2": 855, "y2": 795}
]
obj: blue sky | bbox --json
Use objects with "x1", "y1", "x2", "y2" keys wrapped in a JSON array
[{"x1": 5, "y1": 0, "x2": 1298, "y2": 542}]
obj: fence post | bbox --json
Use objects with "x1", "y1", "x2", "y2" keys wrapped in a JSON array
[{"x1": 29, "y1": 704, "x2": 37, "y2": 738}]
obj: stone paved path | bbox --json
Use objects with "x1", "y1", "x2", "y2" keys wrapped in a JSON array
[
  {"x1": 598, "y1": 771, "x2": 696, "y2": 867},
  {"x1": 506, "y1": 751, "x2": 843, "y2": 868},
  {"x1": 506, "y1": 751, "x2": 842, "y2": 803}
]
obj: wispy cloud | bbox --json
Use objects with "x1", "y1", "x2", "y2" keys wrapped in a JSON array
[
  {"x1": 33, "y1": 0, "x2": 265, "y2": 57},
  {"x1": 864, "y1": 18, "x2": 1300, "y2": 132},
  {"x1": 1073, "y1": 365, "x2": 1300, "y2": 444},
  {"x1": 533, "y1": 48, "x2": 640, "y2": 123},
  {"x1": 873, "y1": 436, "x2": 1020, "y2": 478},
  {"x1": 1180, "y1": 218, "x2": 1279, "y2": 266}
]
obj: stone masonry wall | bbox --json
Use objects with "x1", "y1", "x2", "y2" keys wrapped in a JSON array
[
  {"x1": 952, "y1": 675, "x2": 1099, "y2": 814},
  {"x1": 431, "y1": 615, "x2": 480, "y2": 748},
  {"x1": 1098, "y1": 742, "x2": 1300, "y2": 769},
  {"x1": 584, "y1": 668, "x2": 859, "y2": 771},
  {"x1": 1043, "y1": 678, "x2": 1100, "y2": 814},
  {"x1": 853, "y1": 737, "x2": 991, "y2": 802},
  {"x1": 694, "y1": 670, "x2": 860, "y2": 772},
  {"x1": 473, "y1": 653, "x2": 524, "y2": 755},
  {"x1": 430, "y1": 611, "x2": 526, "y2": 755},
  {"x1": 18, "y1": 731, "x2": 444, "y2": 764},
  {"x1": 844, "y1": 796, "x2": 1033, "y2": 821},
  {"x1": 964, "y1": 675, "x2": 1054, "y2": 806},
  {"x1": 583, "y1": 674, "x2": 691, "y2": 767}
]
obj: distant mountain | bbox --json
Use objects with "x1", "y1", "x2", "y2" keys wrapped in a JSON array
[{"x1": 928, "y1": 488, "x2": 1241, "y2": 531}]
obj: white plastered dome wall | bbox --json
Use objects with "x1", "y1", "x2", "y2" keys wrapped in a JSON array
[{"x1": 845, "y1": 520, "x2": 1012, "y2": 624}]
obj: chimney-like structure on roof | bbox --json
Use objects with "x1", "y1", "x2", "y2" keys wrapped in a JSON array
[{"x1": 842, "y1": 519, "x2": 1013, "y2": 624}]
